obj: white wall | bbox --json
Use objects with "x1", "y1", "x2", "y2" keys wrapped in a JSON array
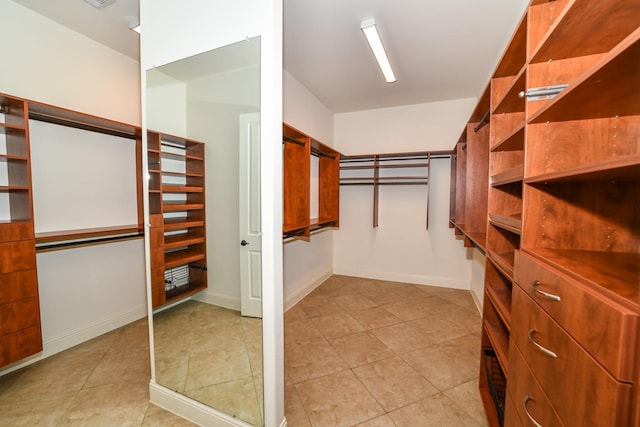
[
  {"x1": 470, "y1": 249, "x2": 486, "y2": 310},
  {"x1": 282, "y1": 70, "x2": 336, "y2": 309},
  {"x1": 333, "y1": 98, "x2": 477, "y2": 289},
  {"x1": 0, "y1": 2, "x2": 146, "y2": 376},
  {"x1": 146, "y1": 71, "x2": 187, "y2": 136},
  {"x1": 0, "y1": 1, "x2": 140, "y2": 125}
]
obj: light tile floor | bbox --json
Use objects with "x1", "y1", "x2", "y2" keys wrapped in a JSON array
[
  {"x1": 0, "y1": 318, "x2": 194, "y2": 427},
  {"x1": 285, "y1": 275, "x2": 489, "y2": 427},
  {"x1": 0, "y1": 275, "x2": 488, "y2": 427},
  {"x1": 154, "y1": 300, "x2": 263, "y2": 426}
]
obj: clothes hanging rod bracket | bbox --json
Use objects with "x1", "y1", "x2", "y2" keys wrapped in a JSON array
[{"x1": 519, "y1": 84, "x2": 568, "y2": 101}]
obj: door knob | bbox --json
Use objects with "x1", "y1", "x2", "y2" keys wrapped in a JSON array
[{"x1": 240, "y1": 240, "x2": 250, "y2": 246}]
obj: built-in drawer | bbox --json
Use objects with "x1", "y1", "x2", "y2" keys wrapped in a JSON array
[
  {"x1": 504, "y1": 391, "x2": 524, "y2": 427},
  {"x1": 506, "y1": 340, "x2": 565, "y2": 427},
  {"x1": 515, "y1": 250, "x2": 638, "y2": 382},
  {"x1": 0, "y1": 240, "x2": 36, "y2": 274},
  {"x1": 0, "y1": 297, "x2": 41, "y2": 336},
  {"x1": 0, "y1": 325, "x2": 42, "y2": 367},
  {"x1": 0, "y1": 269, "x2": 38, "y2": 305},
  {"x1": 511, "y1": 286, "x2": 633, "y2": 427}
]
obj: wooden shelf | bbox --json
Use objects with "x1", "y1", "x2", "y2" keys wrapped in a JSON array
[
  {"x1": 490, "y1": 123, "x2": 524, "y2": 153},
  {"x1": 164, "y1": 233, "x2": 205, "y2": 250},
  {"x1": 464, "y1": 231, "x2": 487, "y2": 253},
  {"x1": 162, "y1": 201, "x2": 205, "y2": 211},
  {"x1": 487, "y1": 249, "x2": 515, "y2": 281},
  {"x1": 165, "y1": 282, "x2": 207, "y2": 306},
  {"x1": 163, "y1": 218, "x2": 205, "y2": 230},
  {"x1": 525, "y1": 156, "x2": 640, "y2": 184},
  {"x1": 529, "y1": 29, "x2": 640, "y2": 123},
  {"x1": 482, "y1": 317, "x2": 509, "y2": 378},
  {"x1": 492, "y1": 68, "x2": 526, "y2": 115},
  {"x1": 164, "y1": 248, "x2": 206, "y2": 269},
  {"x1": 493, "y1": 12, "x2": 528, "y2": 78},
  {"x1": 162, "y1": 185, "x2": 203, "y2": 193},
  {"x1": 489, "y1": 213, "x2": 522, "y2": 234},
  {"x1": 530, "y1": 0, "x2": 640, "y2": 63},
  {"x1": 490, "y1": 166, "x2": 523, "y2": 186},
  {"x1": 485, "y1": 285, "x2": 512, "y2": 332}
]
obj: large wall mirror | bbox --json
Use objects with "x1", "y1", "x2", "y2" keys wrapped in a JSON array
[{"x1": 146, "y1": 36, "x2": 263, "y2": 426}]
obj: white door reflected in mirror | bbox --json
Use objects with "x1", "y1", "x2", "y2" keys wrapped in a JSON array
[{"x1": 239, "y1": 113, "x2": 262, "y2": 318}]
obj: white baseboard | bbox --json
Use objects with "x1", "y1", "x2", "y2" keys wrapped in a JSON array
[
  {"x1": 283, "y1": 270, "x2": 332, "y2": 312},
  {"x1": 332, "y1": 267, "x2": 470, "y2": 290},
  {"x1": 470, "y1": 287, "x2": 484, "y2": 314},
  {"x1": 0, "y1": 304, "x2": 147, "y2": 376},
  {"x1": 149, "y1": 382, "x2": 255, "y2": 427},
  {"x1": 193, "y1": 291, "x2": 241, "y2": 311}
]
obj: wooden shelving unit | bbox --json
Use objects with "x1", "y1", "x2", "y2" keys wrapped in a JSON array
[
  {"x1": 450, "y1": 2, "x2": 639, "y2": 425},
  {"x1": 0, "y1": 94, "x2": 42, "y2": 368},
  {"x1": 283, "y1": 123, "x2": 340, "y2": 239},
  {"x1": 449, "y1": 86, "x2": 491, "y2": 253},
  {"x1": 148, "y1": 131, "x2": 207, "y2": 308}
]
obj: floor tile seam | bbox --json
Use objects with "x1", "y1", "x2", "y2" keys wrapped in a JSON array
[
  {"x1": 441, "y1": 379, "x2": 486, "y2": 425},
  {"x1": 290, "y1": 365, "x2": 352, "y2": 387},
  {"x1": 291, "y1": 378, "x2": 325, "y2": 426},
  {"x1": 395, "y1": 352, "x2": 452, "y2": 393},
  {"x1": 350, "y1": 363, "x2": 441, "y2": 414},
  {"x1": 79, "y1": 377, "x2": 152, "y2": 392},
  {"x1": 309, "y1": 315, "x2": 369, "y2": 342},
  {"x1": 322, "y1": 330, "x2": 397, "y2": 369},
  {"x1": 77, "y1": 342, "x2": 114, "y2": 391}
]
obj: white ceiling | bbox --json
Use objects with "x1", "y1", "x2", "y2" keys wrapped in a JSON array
[{"x1": 11, "y1": 0, "x2": 529, "y2": 113}]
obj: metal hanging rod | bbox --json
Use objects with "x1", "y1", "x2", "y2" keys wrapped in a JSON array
[
  {"x1": 311, "y1": 149, "x2": 336, "y2": 160},
  {"x1": 282, "y1": 134, "x2": 305, "y2": 147},
  {"x1": 474, "y1": 109, "x2": 490, "y2": 133}
]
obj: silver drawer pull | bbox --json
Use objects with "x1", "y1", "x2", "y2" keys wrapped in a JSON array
[
  {"x1": 528, "y1": 329, "x2": 557, "y2": 358},
  {"x1": 523, "y1": 395, "x2": 543, "y2": 427},
  {"x1": 531, "y1": 280, "x2": 561, "y2": 302}
]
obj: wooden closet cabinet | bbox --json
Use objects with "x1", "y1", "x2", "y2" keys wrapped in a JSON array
[
  {"x1": 282, "y1": 123, "x2": 340, "y2": 239},
  {"x1": 451, "y1": 2, "x2": 640, "y2": 425},
  {"x1": 449, "y1": 86, "x2": 490, "y2": 253},
  {"x1": 0, "y1": 94, "x2": 42, "y2": 367},
  {"x1": 147, "y1": 131, "x2": 207, "y2": 308}
]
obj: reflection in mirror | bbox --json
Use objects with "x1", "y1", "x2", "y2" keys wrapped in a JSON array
[{"x1": 146, "y1": 37, "x2": 263, "y2": 426}]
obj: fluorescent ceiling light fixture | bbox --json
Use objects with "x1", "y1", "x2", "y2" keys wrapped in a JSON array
[
  {"x1": 83, "y1": 0, "x2": 117, "y2": 9},
  {"x1": 361, "y1": 18, "x2": 396, "y2": 83}
]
